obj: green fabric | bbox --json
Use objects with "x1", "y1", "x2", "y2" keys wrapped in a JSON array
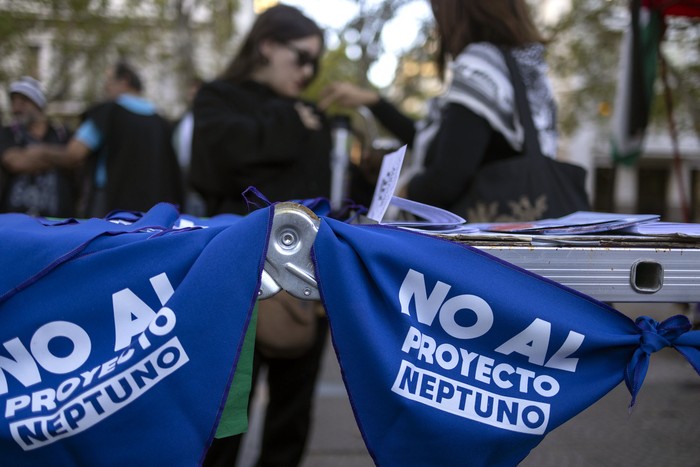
[
  {"x1": 611, "y1": 9, "x2": 663, "y2": 166},
  {"x1": 215, "y1": 302, "x2": 258, "y2": 438}
]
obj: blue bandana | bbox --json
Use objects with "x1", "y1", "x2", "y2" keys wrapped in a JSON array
[
  {"x1": 312, "y1": 217, "x2": 700, "y2": 467},
  {"x1": 0, "y1": 203, "x2": 271, "y2": 466},
  {"x1": 3, "y1": 200, "x2": 700, "y2": 467}
]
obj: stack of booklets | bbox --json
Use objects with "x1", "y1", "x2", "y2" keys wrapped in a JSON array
[{"x1": 469, "y1": 212, "x2": 661, "y2": 235}]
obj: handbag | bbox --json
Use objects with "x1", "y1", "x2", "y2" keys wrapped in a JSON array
[
  {"x1": 256, "y1": 290, "x2": 319, "y2": 359},
  {"x1": 450, "y1": 49, "x2": 590, "y2": 223}
]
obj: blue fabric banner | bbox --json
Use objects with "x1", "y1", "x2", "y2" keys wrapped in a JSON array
[
  {"x1": 312, "y1": 217, "x2": 700, "y2": 467},
  {"x1": 3, "y1": 200, "x2": 700, "y2": 467},
  {"x1": 0, "y1": 203, "x2": 271, "y2": 466}
]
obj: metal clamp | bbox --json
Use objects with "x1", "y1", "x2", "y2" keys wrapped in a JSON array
[{"x1": 259, "y1": 202, "x2": 320, "y2": 300}]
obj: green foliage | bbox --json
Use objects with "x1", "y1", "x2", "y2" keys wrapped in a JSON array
[
  {"x1": 302, "y1": 0, "x2": 428, "y2": 124},
  {"x1": 303, "y1": 42, "x2": 376, "y2": 117},
  {"x1": 342, "y1": 0, "x2": 417, "y2": 86},
  {"x1": 544, "y1": 0, "x2": 628, "y2": 135},
  {"x1": 545, "y1": 0, "x2": 700, "y2": 137},
  {"x1": 0, "y1": 0, "x2": 239, "y2": 117},
  {"x1": 303, "y1": 0, "x2": 434, "y2": 121}
]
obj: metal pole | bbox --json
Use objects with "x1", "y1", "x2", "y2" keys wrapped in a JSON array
[{"x1": 330, "y1": 115, "x2": 351, "y2": 212}]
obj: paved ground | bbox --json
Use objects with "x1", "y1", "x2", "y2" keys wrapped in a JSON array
[{"x1": 240, "y1": 303, "x2": 700, "y2": 467}]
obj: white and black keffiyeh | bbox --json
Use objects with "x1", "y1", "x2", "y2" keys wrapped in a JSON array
[
  {"x1": 399, "y1": 42, "x2": 558, "y2": 192},
  {"x1": 407, "y1": 42, "x2": 558, "y2": 181},
  {"x1": 445, "y1": 42, "x2": 558, "y2": 158}
]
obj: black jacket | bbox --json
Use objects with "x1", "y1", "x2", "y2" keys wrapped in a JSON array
[
  {"x1": 368, "y1": 98, "x2": 517, "y2": 209},
  {"x1": 191, "y1": 79, "x2": 332, "y2": 215},
  {"x1": 81, "y1": 100, "x2": 183, "y2": 217},
  {"x1": 0, "y1": 123, "x2": 78, "y2": 217}
]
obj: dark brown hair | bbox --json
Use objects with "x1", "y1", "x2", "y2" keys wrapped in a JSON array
[
  {"x1": 430, "y1": 0, "x2": 545, "y2": 78},
  {"x1": 113, "y1": 61, "x2": 142, "y2": 92},
  {"x1": 219, "y1": 4, "x2": 324, "y2": 83}
]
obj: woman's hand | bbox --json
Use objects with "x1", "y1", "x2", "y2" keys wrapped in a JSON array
[
  {"x1": 294, "y1": 102, "x2": 322, "y2": 130},
  {"x1": 318, "y1": 82, "x2": 380, "y2": 111}
]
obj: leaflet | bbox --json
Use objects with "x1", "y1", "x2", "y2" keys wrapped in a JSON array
[{"x1": 476, "y1": 211, "x2": 660, "y2": 235}]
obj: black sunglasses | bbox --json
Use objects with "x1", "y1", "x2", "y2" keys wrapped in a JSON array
[{"x1": 283, "y1": 43, "x2": 320, "y2": 72}]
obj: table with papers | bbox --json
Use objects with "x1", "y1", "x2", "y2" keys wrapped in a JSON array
[
  {"x1": 385, "y1": 206, "x2": 700, "y2": 303},
  {"x1": 436, "y1": 214, "x2": 700, "y2": 303},
  {"x1": 446, "y1": 233, "x2": 700, "y2": 303},
  {"x1": 366, "y1": 148, "x2": 700, "y2": 303}
]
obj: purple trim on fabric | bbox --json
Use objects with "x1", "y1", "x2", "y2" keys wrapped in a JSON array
[
  {"x1": 0, "y1": 204, "x2": 184, "y2": 306},
  {"x1": 199, "y1": 206, "x2": 275, "y2": 465},
  {"x1": 309, "y1": 240, "x2": 382, "y2": 466},
  {"x1": 318, "y1": 220, "x2": 700, "y2": 412},
  {"x1": 364, "y1": 222, "x2": 631, "y2": 318},
  {"x1": 0, "y1": 225, "x2": 182, "y2": 306},
  {"x1": 0, "y1": 240, "x2": 93, "y2": 306},
  {"x1": 242, "y1": 186, "x2": 272, "y2": 212}
]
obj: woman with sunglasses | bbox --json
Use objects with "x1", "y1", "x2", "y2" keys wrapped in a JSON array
[
  {"x1": 191, "y1": 5, "x2": 330, "y2": 467},
  {"x1": 191, "y1": 3, "x2": 330, "y2": 216}
]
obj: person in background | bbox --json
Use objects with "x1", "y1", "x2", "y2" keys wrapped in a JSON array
[
  {"x1": 191, "y1": 4, "x2": 330, "y2": 467},
  {"x1": 191, "y1": 4, "x2": 330, "y2": 215},
  {"x1": 0, "y1": 76, "x2": 77, "y2": 217},
  {"x1": 172, "y1": 76, "x2": 205, "y2": 215},
  {"x1": 3, "y1": 62, "x2": 183, "y2": 217},
  {"x1": 319, "y1": 0, "x2": 558, "y2": 217}
]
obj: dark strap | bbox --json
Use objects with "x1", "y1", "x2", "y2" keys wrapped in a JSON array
[{"x1": 501, "y1": 48, "x2": 543, "y2": 158}]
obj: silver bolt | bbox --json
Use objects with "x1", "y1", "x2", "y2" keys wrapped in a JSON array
[
  {"x1": 281, "y1": 231, "x2": 296, "y2": 246},
  {"x1": 303, "y1": 288, "x2": 311, "y2": 296}
]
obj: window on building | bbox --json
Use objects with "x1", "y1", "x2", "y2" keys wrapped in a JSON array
[
  {"x1": 25, "y1": 45, "x2": 40, "y2": 78},
  {"x1": 637, "y1": 166, "x2": 669, "y2": 219},
  {"x1": 593, "y1": 166, "x2": 616, "y2": 213},
  {"x1": 690, "y1": 169, "x2": 700, "y2": 223}
]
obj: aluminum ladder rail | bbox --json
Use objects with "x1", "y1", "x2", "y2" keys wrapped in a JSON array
[{"x1": 262, "y1": 203, "x2": 700, "y2": 303}]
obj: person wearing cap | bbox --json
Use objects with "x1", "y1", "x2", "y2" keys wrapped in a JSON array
[
  {"x1": 0, "y1": 76, "x2": 77, "y2": 217},
  {"x1": 3, "y1": 62, "x2": 183, "y2": 217}
]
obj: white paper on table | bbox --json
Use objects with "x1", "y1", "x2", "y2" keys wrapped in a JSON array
[
  {"x1": 480, "y1": 211, "x2": 660, "y2": 235},
  {"x1": 366, "y1": 146, "x2": 406, "y2": 222},
  {"x1": 620, "y1": 221, "x2": 700, "y2": 237},
  {"x1": 364, "y1": 145, "x2": 466, "y2": 230},
  {"x1": 383, "y1": 196, "x2": 466, "y2": 228}
]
